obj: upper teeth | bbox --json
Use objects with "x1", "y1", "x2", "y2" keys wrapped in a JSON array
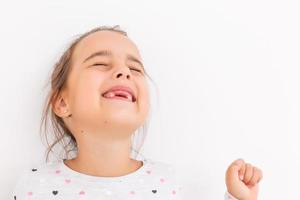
[{"x1": 103, "y1": 90, "x2": 133, "y2": 102}]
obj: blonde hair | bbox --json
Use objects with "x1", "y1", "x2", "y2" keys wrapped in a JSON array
[{"x1": 40, "y1": 25, "x2": 154, "y2": 163}]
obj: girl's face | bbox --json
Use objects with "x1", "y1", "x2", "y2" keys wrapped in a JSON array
[{"x1": 59, "y1": 31, "x2": 150, "y2": 138}]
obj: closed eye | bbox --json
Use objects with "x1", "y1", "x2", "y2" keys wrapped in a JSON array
[
  {"x1": 92, "y1": 63, "x2": 144, "y2": 74},
  {"x1": 93, "y1": 63, "x2": 107, "y2": 66},
  {"x1": 130, "y1": 68, "x2": 143, "y2": 73}
]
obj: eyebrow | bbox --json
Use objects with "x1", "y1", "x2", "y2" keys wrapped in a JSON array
[{"x1": 82, "y1": 50, "x2": 145, "y2": 70}]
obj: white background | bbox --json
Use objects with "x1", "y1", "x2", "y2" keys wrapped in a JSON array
[{"x1": 1, "y1": 0, "x2": 299, "y2": 199}]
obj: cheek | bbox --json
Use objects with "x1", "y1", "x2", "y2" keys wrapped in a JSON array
[
  {"x1": 138, "y1": 82, "x2": 150, "y2": 114},
  {"x1": 71, "y1": 72, "x2": 105, "y2": 111}
]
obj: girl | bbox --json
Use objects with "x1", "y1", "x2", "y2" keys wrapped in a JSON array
[{"x1": 12, "y1": 25, "x2": 263, "y2": 200}]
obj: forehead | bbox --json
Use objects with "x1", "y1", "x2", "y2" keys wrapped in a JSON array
[{"x1": 72, "y1": 30, "x2": 142, "y2": 63}]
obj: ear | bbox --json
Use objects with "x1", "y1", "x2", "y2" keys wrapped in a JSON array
[{"x1": 51, "y1": 90, "x2": 71, "y2": 118}]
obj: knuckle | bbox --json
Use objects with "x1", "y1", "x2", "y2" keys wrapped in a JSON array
[{"x1": 246, "y1": 163, "x2": 252, "y2": 167}]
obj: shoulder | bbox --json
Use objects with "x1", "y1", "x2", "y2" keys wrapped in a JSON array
[
  {"x1": 143, "y1": 158, "x2": 183, "y2": 196},
  {"x1": 143, "y1": 158, "x2": 178, "y2": 177},
  {"x1": 16, "y1": 160, "x2": 61, "y2": 180},
  {"x1": 145, "y1": 158, "x2": 174, "y2": 169},
  {"x1": 12, "y1": 160, "x2": 62, "y2": 196}
]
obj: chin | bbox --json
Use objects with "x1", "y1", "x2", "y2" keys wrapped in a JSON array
[{"x1": 104, "y1": 113, "x2": 142, "y2": 127}]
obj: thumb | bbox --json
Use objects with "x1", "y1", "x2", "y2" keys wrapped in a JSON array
[
  {"x1": 226, "y1": 158, "x2": 249, "y2": 200},
  {"x1": 226, "y1": 158, "x2": 246, "y2": 185}
]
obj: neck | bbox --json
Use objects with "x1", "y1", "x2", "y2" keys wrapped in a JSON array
[{"x1": 64, "y1": 128, "x2": 143, "y2": 177}]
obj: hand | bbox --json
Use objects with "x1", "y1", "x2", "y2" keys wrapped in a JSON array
[{"x1": 225, "y1": 158, "x2": 263, "y2": 200}]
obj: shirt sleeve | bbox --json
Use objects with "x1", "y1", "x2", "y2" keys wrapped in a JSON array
[{"x1": 224, "y1": 191, "x2": 239, "y2": 200}]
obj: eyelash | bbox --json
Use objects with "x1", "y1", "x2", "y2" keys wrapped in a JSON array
[{"x1": 93, "y1": 64, "x2": 143, "y2": 74}]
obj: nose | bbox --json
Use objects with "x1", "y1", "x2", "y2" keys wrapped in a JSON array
[{"x1": 113, "y1": 67, "x2": 131, "y2": 80}]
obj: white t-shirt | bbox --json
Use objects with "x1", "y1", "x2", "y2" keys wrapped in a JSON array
[{"x1": 12, "y1": 157, "x2": 237, "y2": 200}]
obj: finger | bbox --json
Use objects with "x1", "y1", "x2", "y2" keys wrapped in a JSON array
[
  {"x1": 256, "y1": 167, "x2": 263, "y2": 183},
  {"x1": 243, "y1": 163, "x2": 254, "y2": 184},
  {"x1": 247, "y1": 167, "x2": 261, "y2": 186}
]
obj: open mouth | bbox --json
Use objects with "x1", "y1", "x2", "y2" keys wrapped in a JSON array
[{"x1": 102, "y1": 90, "x2": 136, "y2": 103}]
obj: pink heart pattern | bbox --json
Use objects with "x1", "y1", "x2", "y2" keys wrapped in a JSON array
[
  {"x1": 65, "y1": 179, "x2": 71, "y2": 184},
  {"x1": 14, "y1": 164, "x2": 182, "y2": 199}
]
